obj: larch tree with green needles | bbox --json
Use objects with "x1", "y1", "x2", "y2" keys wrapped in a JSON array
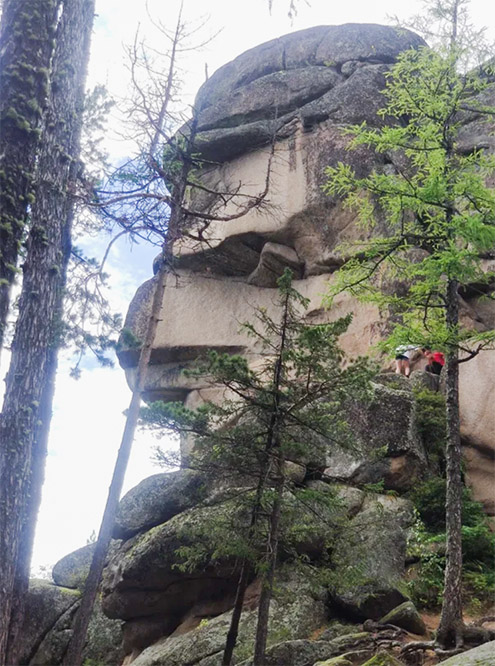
[
  {"x1": 324, "y1": 0, "x2": 495, "y2": 651},
  {"x1": 141, "y1": 269, "x2": 375, "y2": 665}
]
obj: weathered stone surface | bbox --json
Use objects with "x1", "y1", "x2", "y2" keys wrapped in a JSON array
[
  {"x1": 460, "y1": 352, "x2": 495, "y2": 516},
  {"x1": 19, "y1": 580, "x2": 80, "y2": 665},
  {"x1": 196, "y1": 24, "x2": 425, "y2": 132},
  {"x1": 29, "y1": 597, "x2": 123, "y2": 666},
  {"x1": 52, "y1": 543, "x2": 95, "y2": 589},
  {"x1": 83, "y1": 601, "x2": 124, "y2": 666},
  {"x1": 330, "y1": 495, "x2": 414, "y2": 620},
  {"x1": 437, "y1": 641, "x2": 495, "y2": 666},
  {"x1": 361, "y1": 654, "x2": 403, "y2": 666},
  {"x1": 378, "y1": 601, "x2": 426, "y2": 635},
  {"x1": 198, "y1": 66, "x2": 342, "y2": 131},
  {"x1": 52, "y1": 539, "x2": 121, "y2": 589},
  {"x1": 121, "y1": 271, "x2": 383, "y2": 403},
  {"x1": 318, "y1": 621, "x2": 363, "y2": 643},
  {"x1": 128, "y1": 569, "x2": 326, "y2": 665},
  {"x1": 114, "y1": 469, "x2": 207, "y2": 539},
  {"x1": 238, "y1": 632, "x2": 374, "y2": 666},
  {"x1": 248, "y1": 242, "x2": 304, "y2": 287},
  {"x1": 314, "y1": 655, "x2": 353, "y2": 666},
  {"x1": 19, "y1": 580, "x2": 122, "y2": 666},
  {"x1": 107, "y1": 23, "x2": 495, "y2": 664},
  {"x1": 119, "y1": 23, "x2": 494, "y2": 515},
  {"x1": 102, "y1": 504, "x2": 240, "y2": 621},
  {"x1": 324, "y1": 382, "x2": 428, "y2": 492}
]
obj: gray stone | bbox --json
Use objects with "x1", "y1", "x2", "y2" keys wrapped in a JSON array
[
  {"x1": 324, "y1": 382, "x2": 428, "y2": 493},
  {"x1": 313, "y1": 655, "x2": 354, "y2": 665},
  {"x1": 431, "y1": 641, "x2": 495, "y2": 665},
  {"x1": 192, "y1": 24, "x2": 425, "y2": 162},
  {"x1": 299, "y1": 65, "x2": 390, "y2": 128},
  {"x1": 248, "y1": 242, "x2": 303, "y2": 287},
  {"x1": 114, "y1": 469, "x2": 207, "y2": 539},
  {"x1": 129, "y1": 568, "x2": 326, "y2": 666},
  {"x1": 361, "y1": 655, "x2": 403, "y2": 666},
  {"x1": 52, "y1": 543, "x2": 95, "y2": 589},
  {"x1": 102, "y1": 504, "x2": 240, "y2": 621},
  {"x1": 29, "y1": 596, "x2": 123, "y2": 666},
  {"x1": 238, "y1": 632, "x2": 373, "y2": 666},
  {"x1": 330, "y1": 495, "x2": 414, "y2": 620},
  {"x1": 409, "y1": 369, "x2": 441, "y2": 393},
  {"x1": 83, "y1": 601, "x2": 125, "y2": 666},
  {"x1": 196, "y1": 25, "x2": 424, "y2": 115},
  {"x1": 318, "y1": 621, "x2": 363, "y2": 642},
  {"x1": 19, "y1": 580, "x2": 80, "y2": 665},
  {"x1": 379, "y1": 601, "x2": 426, "y2": 635},
  {"x1": 52, "y1": 540, "x2": 121, "y2": 589},
  {"x1": 198, "y1": 66, "x2": 342, "y2": 132}
]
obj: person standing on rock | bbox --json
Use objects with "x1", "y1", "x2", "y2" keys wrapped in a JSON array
[
  {"x1": 422, "y1": 348, "x2": 445, "y2": 375},
  {"x1": 395, "y1": 345, "x2": 418, "y2": 377}
]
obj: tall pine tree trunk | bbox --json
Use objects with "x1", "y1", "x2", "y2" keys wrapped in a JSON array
[
  {"x1": 63, "y1": 112, "x2": 197, "y2": 666},
  {"x1": 62, "y1": 257, "x2": 169, "y2": 666},
  {"x1": 222, "y1": 560, "x2": 251, "y2": 666},
  {"x1": 252, "y1": 287, "x2": 290, "y2": 664},
  {"x1": 437, "y1": 278, "x2": 464, "y2": 649},
  {"x1": 0, "y1": 0, "x2": 95, "y2": 660},
  {"x1": 0, "y1": 0, "x2": 60, "y2": 350},
  {"x1": 252, "y1": 452, "x2": 285, "y2": 665},
  {"x1": 222, "y1": 464, "x2": 271, "y2": 666}
]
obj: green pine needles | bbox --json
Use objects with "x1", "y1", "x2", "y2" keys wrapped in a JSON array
[
  {"x1": 323, "y1": 44, "x2": 495, "y2": 354},
  {"x1": 140, "y1": 269, "x2": 376, "y2": 664}
]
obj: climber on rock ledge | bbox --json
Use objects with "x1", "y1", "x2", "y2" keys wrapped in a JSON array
[
  {"x1": 395, "y1": 345, "x2": 418, "y2": 377},
  {"x1": 422, "y1": 348, "x2": 445, "y2": 375}
]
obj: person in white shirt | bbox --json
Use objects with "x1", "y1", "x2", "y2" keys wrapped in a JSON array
[{"x1": 395, "y1": 345, "x2": 417, "y2": 377}]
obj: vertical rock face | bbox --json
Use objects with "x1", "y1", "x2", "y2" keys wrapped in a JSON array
[{"x1": 120, "y1": 23, "x2": 494, "y2": 514}]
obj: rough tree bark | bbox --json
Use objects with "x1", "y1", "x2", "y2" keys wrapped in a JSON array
[
  {"x1": 0, "y1": 0, "x2": 96, "y2": 661},
  {"x1": 0, "y1": 0, "x2": 60, "y2": 350},
  {"x1": 222, "y1": 470, "x2": 269, "y2": 665},
  {"x1": 252, "y1": 288, "x2": 290, "y2": 665},
  {"x1": 252, "y1": 456, "x2": 285, "y2": 665},
  {"x1": 437, "y1": 278, "x2": 464, "y2": 649}
]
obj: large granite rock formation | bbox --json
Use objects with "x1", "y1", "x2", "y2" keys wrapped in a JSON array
[
  {"x1": 19, "y1": 580, "x2": 123, "y2": 666},
  {"x1": 24, "y1": 23, "x2": 494, "y2": 666},
  {"x1": 120, "y1": 24, "x2": 494, "y2": 519}
]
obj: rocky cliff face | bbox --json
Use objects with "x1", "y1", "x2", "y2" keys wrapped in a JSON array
[
  {"x1": 25, "y1": 24, "x2": 495, "y2": 666},
  {"x1": 121, "y1": 22, "x2": 495, "y2": 517}
]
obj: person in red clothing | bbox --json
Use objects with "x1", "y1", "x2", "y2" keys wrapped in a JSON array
[{"x1": 422, "y1": 348, "x2": 445, "y2": 375}]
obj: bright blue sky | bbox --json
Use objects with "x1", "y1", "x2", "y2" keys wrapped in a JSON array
[{"x1": 26, "y1": 0, "x2": 495, "y2": 572}]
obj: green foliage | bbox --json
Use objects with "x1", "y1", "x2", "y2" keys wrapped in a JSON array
[
  {"x1": 409, "y1": 477, "x2": 487, "y2": 532},
  {"x1": 407, "y1": 482, "x2": 495, "y2": 609},
  {"x1": 362, "y1": 480, "x2": 385, "y2": 494},
  {"x1": 140, "y1": 270, "x2": 376, "y2": 647},
  {"x1": 119, "y1": 327, "x2": 142, "y2": 350},
  {"x1": 323, "y1": 43, "x2": 495, "y2": 355},
  {"x1": 413, "y1": 388, "x2": 446, "y2": 455},
  {"x1": 142, "y1": 271, "x2": 376, "y2": 491}
]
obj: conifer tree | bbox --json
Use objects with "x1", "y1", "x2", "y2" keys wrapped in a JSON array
[
  {"x1": 0, "y1": 1, "x2": 96, "y2": 661},
  {"x1": 63, "y1": 8, "x2": 275, "y2": 663},
  {"x1": 324, "y1": 0, "x2": 495, "y2": 649},
  {"x1": 0, "y1": 0, "x2": 60, "y2": 350},
  {"x1": 141, "y1": 269, "x2": 375, "y2": 664}
]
